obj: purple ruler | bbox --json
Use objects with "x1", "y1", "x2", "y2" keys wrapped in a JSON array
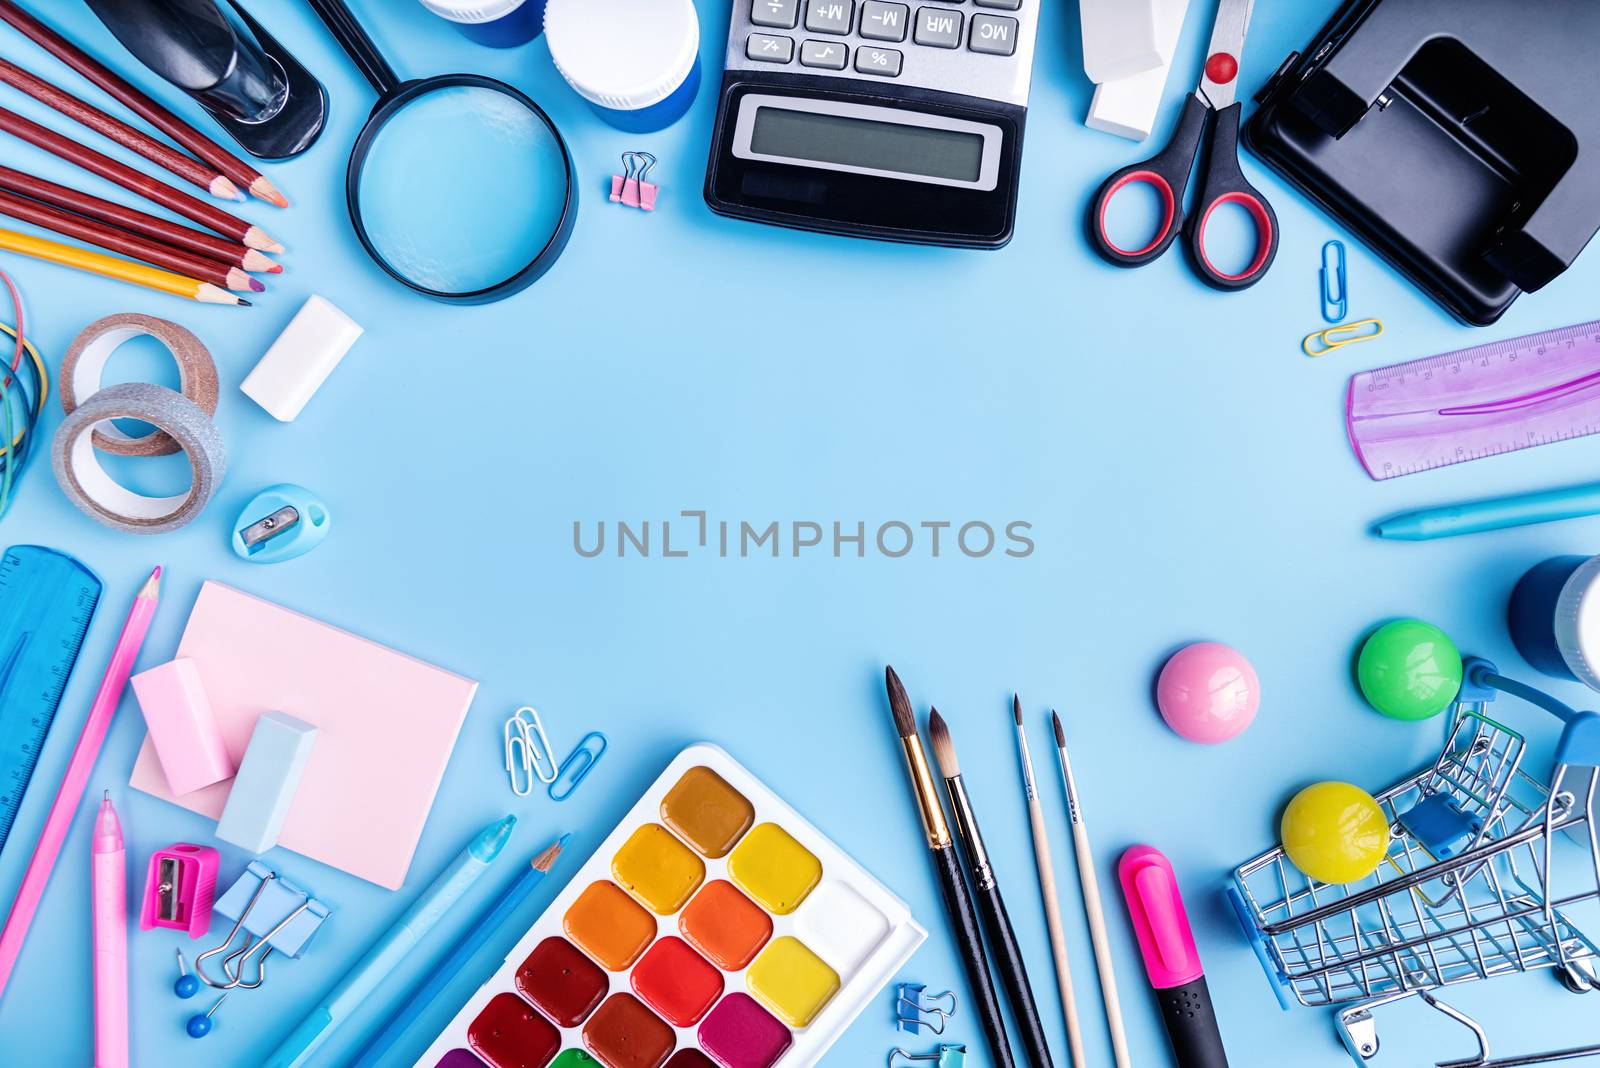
[{"x1": 1346, "y1": 320, "x2": 1600, "y2": 480}]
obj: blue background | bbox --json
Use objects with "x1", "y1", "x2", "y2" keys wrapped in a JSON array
[{"x1": 1, "y1": 1, "x2": 1599, "y2": 1066}]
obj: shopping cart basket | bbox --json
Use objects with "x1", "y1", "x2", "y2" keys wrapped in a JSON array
[{"x1": 1228, "y1": 657, "x2": 1600, "y2": 1067}]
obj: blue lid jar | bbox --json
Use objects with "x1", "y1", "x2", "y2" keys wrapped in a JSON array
[
  {"x1": 416, "y1": 0, "x2": 546, "y2": 48},
  {"x1": 545, "y1": 0, "x2": 701, "y2": 133}
]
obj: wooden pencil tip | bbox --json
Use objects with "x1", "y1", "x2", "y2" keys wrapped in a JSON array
[
  {"x1": 251, "y1": 176, "x2": 289, "y2": 209},
  {"x1": 927, "y1": 708, "x2": 958, "y2": 777},
  {"x1": 211, "y1": 176, "x2": 242, "y2": 200},
  {"x1": 237, "y1": 298, "x2": 252, "y2": 307},
  {"x1": 532, "y1": 833, "x2": 570, "y2": 872},
  {"x1": 138, "y1": 567, "x2": 162, "y2": 598},
  {"x1": 244, "y1": 226, "x2": 284, "y2": 254},
  {"x1": 1052, "y1": 710, "x2": 1065, "y2": 747},
  {"x1": 248, "y1": 277, "x2": 265, "y2": 292}
]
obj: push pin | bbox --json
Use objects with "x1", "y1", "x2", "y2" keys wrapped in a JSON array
[
  {"x1": 610, "y1": 152, "x2": 659, "y2": 212},
  {"x1": 174, "y1": 949, "x2": 199, "y2": 999},
  {"x1": 231, "y1": 484, "x2": 331, "y2": 563},
  {"x1": 187, "y1": 993, "x2": 228, "y2": 1038}
]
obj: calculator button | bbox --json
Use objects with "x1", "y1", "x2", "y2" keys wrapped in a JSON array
[
  {"x1": 800, "y1": 40, "x2": 850, "y2": 68},
  {"x1": 860, "y1": 1, "x2": 909, "y2": 41},
  {"x1": 913, "y1": 7, "x2": 963, "y2": 48},
  {"x1": 974, "y1": 0, "x2": 1021, "y2": 8},
  {"x1": 747, "y1": 34, "x2": 796, "y2": 62},
  {"x1": 854, "y1": 46, "x2": 903, "y2": 75},
  {"x1": 751, "y1": 0, "x2": 799, "y2": 28},
  {"x1": 968, "y1": 13, "x2": 1018, "y2": 53},
  {"x1": 804, "y1": 0, "x2": 854, "y2": 34}
]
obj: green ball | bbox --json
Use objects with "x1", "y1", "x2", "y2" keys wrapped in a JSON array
[{"x1": 1358, "y1": 619, "x2": 1462, "y2": 721}]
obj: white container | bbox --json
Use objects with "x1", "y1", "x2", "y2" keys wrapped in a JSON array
[{"x1": 544, "y1": 0, "x2": 702, "y2": 132}]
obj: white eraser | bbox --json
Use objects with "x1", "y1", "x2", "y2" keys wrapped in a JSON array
[
  {"x1": 1085, "y1": 0, "x2": 1191, "y2": 140},
  {"x1": 1080, "y1": 0, "x2": 1162, "y2": 83},
  {"x1": 241, "y1": 295, "x2": 364, "y2": 422}
]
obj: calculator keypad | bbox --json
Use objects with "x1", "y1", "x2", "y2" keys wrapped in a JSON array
[{"x1": 736, "y1": 0, "x2": 1034, "y2": 104}]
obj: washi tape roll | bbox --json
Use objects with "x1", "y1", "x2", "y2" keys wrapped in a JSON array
[
  {"x1": 59, "y1": 313, "x2": 218, "y2": 457},
  {"x1": 52, "y1": 382, "x2": 226, "y2": 535}
]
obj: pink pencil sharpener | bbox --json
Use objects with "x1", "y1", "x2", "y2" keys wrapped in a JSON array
[{"x1": 140, "y1": 843, "x2": 220, "y2": 938}]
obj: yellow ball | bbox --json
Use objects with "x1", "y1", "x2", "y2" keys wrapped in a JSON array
[{"x1": 1281, "y1": 781, "x2": 1390, "y2": 884}]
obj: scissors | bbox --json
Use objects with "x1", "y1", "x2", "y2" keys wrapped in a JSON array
[{"x1": 1087, "y1": 0, "x2": 1278, "y2": 291}]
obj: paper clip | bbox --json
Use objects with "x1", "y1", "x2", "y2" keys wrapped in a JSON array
[
  {"x1": 549, "y1": 731, "x2": 608, "y2": 802},
  {"x1": 889, "y1": 1044, "x2": 967, "y2": 1068},
  {"x1": 1303, "y1": 317, "x2": 1383, "y2": 357},
  {"x1": 505, "y1": 706, "x2": 558, "y2": 795},
  {"x1": 1320, "y1": 240, "x2": 1348, "y2": 323},
  {"x1": 610, "y1": 152, "x2": 658, "y2": 212},
  {"x1": 896, "y1": 982, "x2": 957, "y2": 1034}
]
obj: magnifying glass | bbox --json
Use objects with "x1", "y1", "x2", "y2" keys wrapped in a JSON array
[{"x1": 307, "y1": 0, "x2": 577, "y2": 303}]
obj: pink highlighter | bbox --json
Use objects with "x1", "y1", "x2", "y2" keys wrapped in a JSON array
[{"x1": 1118, "y1": 845, "x2": 1230, "y2": 1068}]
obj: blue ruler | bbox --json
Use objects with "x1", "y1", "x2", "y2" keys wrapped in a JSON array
[{"x1": 0, "y1": 546, "x2": 101, "y2": 855}]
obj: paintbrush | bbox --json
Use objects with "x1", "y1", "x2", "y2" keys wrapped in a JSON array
[
  {"x1": 885, "y1": 667, "x2": 1016, "y2": 1068},
  {"x1": 929, "y1": 708, "x2": 1055, "y2": 1068},
  {"x1": 1013, "y1": 697, "x2": 1086, "y2": 1067},
  {"x1": 1054, "y1": 710, "x2": 1132, "y2": 1068}
]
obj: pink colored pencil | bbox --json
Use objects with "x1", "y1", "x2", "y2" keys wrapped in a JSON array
[
  {"x1": 0, "y1": 567, "x2": 161, "y2": 1001},
  {"x1": 92, "y1": 792, "x2": 127, "y2": 1068}
]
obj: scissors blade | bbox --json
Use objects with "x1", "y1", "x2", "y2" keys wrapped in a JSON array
[{"x1": 1196, "y1": 0, "x2": 1256, "y2": 109}]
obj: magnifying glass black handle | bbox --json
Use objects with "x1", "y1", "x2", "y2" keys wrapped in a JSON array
[{"x1": 306, "y1": 0, "x2": 400, "y2": 95}]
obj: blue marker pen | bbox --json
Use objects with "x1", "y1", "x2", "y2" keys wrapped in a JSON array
[{"x1": 263, "y1": 814, "x2": 517, "y2": 1068}]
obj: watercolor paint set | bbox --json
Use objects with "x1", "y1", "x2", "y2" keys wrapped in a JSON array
[{"x1": 420, "y1": 744, "x2": 927, "y2": 1068}]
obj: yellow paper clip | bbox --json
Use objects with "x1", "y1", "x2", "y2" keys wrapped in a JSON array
[{"x1": 1303, "y1": 318, "x2": 1384, "y2": 357}]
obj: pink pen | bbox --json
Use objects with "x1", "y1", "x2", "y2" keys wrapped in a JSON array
[
  {"x1": 1118, "y1": 845, "x2": 1230, "y2": 1068},
  {"x1": 0, "y1": 567, "x2": 161, "y2": 1001},
  {"x1": 92, "y1": 792, "x2": 127, "y2": 1068}
]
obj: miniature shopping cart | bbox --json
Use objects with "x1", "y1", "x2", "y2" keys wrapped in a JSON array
[{"x1": 1229, "y1": 657, "x2": 1600, "y2": 1067}]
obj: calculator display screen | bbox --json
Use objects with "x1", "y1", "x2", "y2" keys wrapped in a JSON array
[{"x1": 750, "y1": 106, "x2": 985, "y2": 183}]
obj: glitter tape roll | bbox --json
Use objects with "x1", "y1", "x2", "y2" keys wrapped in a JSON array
[
  {"x1": 52, "y1": 382, "x2": 226, "y2": 534},
  {"x1": 59, "y1": 313, "x2": 218, "y2": 457}
]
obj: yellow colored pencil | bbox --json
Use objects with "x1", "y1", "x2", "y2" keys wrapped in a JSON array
[{"x1": 0, "y1": 227, "x2": 247, "y2": 305}]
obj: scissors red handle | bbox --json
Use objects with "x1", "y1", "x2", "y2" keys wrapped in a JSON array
[
  {"x1": 1088, "y1": 94, "x2": 1209, "y2": 268},
  {"x1": 1182, "y1": 102, "x2": 1277, "y2": 291}
]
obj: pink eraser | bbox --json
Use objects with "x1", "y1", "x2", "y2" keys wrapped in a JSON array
[
  {"x1": 130, "y1": 658, "x2": 235, "y2": 795},
  {"x1": 139, "y1": 843, "x2": 220, "y2": 938}
]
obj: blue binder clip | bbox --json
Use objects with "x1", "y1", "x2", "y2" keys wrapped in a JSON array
[
  {"x1": 231, "y1": 484, "x2": 331, "y2": 563},
  {"x1": 890, "y1": 1044, "x2": 966, "y2": 1068},
  {"x1": 895, "y1": 982, "x2": 956, "y2": 1034}
]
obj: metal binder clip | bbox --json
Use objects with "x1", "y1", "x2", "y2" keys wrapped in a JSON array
[
  {"x1": 610, "y1": 152, "x2": 659, "y2": 212},
  {"x1": 895, "y1": 982, "x2": 957, "y2": 1034},
  {"x1": 505, "y1": 706, "x2": 558, "y2": 796},
  {"x1": 889, "y1": 1044, "x2": 966, "y2": 1068},
  {"x1": 1320, "y1": 240, "x2": 1348, "y2": 323},
  {"x1": 195, "y1": 863, "x2": 328, "y2": 990},
  {"x1": 1302, "y1": 317, "x2": 1384, "y2": 357}
]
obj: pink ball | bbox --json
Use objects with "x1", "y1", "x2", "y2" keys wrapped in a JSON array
[{"x1": 1155, "y1": 642, "x2": 1260, "y2": 744}]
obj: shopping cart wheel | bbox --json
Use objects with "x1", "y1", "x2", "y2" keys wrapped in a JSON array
[
  {"x1": 1556, "y1": 957, "x2": 1599, "y2": 994},
  {"x1": 1336, "y1": 1004, "x2": 1381, "y2": 1061}
]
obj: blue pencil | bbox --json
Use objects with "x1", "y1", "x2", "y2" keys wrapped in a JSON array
[{"x1": 352, "y1": 833, "x2": 572, "y2": 1068}]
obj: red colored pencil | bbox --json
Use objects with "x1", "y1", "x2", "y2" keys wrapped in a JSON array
[
  {"x1": 0, "y1": 107, "x2": 282, "y2": 252},
  {"x1": 0, "y1": 191, "x2": 261, "y2": 292},
  {"x1": 0, "y1": 0, "x2": 287, "y2": 208},
  {"x1": 0, "y1": 57, "x2": 240, "y2": 201},
  {"x1": 0, "y1": 167, "x2": 278, "y2": 272}
]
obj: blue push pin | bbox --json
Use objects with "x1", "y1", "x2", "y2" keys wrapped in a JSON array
[
  {"x1": 187, "y1": 994, "x2": 227, "y2": 1038},
  {"x1": 173, "y1": 949, "x2": 199, "y2": 999}
]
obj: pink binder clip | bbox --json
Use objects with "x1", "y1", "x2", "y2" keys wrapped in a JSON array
[
  {"x1": 140, "y1": 843, "x2": 220, "y2": 938},
  {"x1": 612, "y1": 151, "x2": 659, "y2": 212}
]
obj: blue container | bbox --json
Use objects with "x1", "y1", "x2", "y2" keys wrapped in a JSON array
[
  {"x1": 417, "y1": 0, "x2": 546, "y2": 48},
  {"x1": 1509, "y1": 554, "x2": 1600, "y2": 687},
  {"x1": 545, "y1": 0, "x2": 701, "y2": 133}
]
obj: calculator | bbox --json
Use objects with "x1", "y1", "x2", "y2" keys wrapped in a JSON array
[{"x1": 704, "y1": 0, "x2": 1039, "y2": 247}]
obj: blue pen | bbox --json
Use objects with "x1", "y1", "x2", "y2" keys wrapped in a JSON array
[
  {"x1": 1375, "y1": 481, "x2": 1600, "y2": 541},
  {"x1": 264, "y1": 814, "x2": 518, "y2": 1068},
  {"x1": 352, "y1": 833, "x2": 573, "y2": 1068}
]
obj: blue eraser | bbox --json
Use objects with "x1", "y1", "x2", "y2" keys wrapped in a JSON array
[{"x1": 215, "y1": 712, "x2": 318, "y2": 854}]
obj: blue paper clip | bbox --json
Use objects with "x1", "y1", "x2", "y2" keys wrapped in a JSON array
[
  {"x1": 889, "y1": 1044, "x2": 966, "y2": 1068},
  {"x1": 1320, "y1": 240, "x2": 1348, "y2": 323},
  {"x1": 896, "y1": 982, "x2": 956, "y2": 1034},
  {"x1": 231, "y1": 484, "x2": 331, "y2": 563},
  {"x1": 548, "y1": 731, "x2": 608, "y2": 802}
]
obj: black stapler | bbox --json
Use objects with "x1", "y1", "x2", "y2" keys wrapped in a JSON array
[
  {"x1": 86, "y1": 0, "x2": 326, "y2": 160},
  {"x1": 1246, "y1": 0, "x2": 1600, "y2": 326}
]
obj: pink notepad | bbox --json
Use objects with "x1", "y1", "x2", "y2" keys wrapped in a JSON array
[{"x1": 130, "y1": 582, "x2": 478, "y2": 889}]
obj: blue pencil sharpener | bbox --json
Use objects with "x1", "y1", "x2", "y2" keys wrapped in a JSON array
[{"x1": 231, "y1": 485, "x2": 331, "y2": 563}]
